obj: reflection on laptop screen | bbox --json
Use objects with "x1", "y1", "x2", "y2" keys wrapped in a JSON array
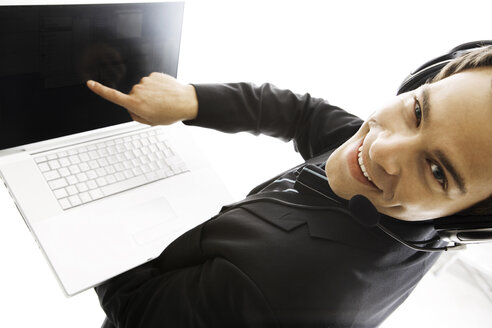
[{"x1": 0, "y1": 2, "x2": 184, "y2": 150}]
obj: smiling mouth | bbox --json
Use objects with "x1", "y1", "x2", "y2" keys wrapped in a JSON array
[
  {"x1": 357, "y1": 144, "x2": 372, "y2": 182},
  {"x1": 349, "y1": 137, "x2": 380, "y2": 191}
]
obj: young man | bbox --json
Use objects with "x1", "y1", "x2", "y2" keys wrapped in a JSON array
[{"x1": 88, "y1": 46, "x2": 492, "y2": 327}]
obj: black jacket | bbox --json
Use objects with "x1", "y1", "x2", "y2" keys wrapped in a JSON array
[{"x1": 96, "y1": 83, "x2": 442, "y2": 327}]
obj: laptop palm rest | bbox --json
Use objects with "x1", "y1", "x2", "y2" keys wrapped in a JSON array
[{"x1": 31, "y1": 196, "x2": 184, "y2": 295}]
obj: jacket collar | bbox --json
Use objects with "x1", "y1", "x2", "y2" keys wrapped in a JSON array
[{"x1": 225, "y1": 159, "x2": 439, "y2": 251}]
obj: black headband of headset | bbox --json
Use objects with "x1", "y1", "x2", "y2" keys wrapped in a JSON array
[
  {"x1": 396, "y1": 40, "x2": 492, "y2": 95},
  {"x1": 397, "y1": 40, "x2": 492, "y2": 230}
]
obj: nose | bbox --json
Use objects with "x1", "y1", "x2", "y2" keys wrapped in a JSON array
[{"x1": 369, "y1": 132, "x2": 406, "y2": 177}]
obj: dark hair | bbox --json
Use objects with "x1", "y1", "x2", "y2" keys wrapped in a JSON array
[{"x1": 430, "y1": 45, "x2": 492, "y2": 216}]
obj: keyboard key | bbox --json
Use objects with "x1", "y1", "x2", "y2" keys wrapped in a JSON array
[
  {"x1": 59, "y1": 167, "x2": 71, "y2": 177},
  {"x1": 35, "y1": 156, "x2": 47, "y2": 163},
  {"x1": 59, "y1": 157, "x2": 71, "y2": 167},
  {"x1": 79, "y1": 162, "x2": 90, "y2": 172},
  {"x1": 114, "y1": 163, "x2": 125, "y2": 172},
  {"x1": 89, "y1": 189, "x2": 104, "y2": 200},
  {"x1": 149, "y1": 162, "x2": 159, "y2": 171},
  {"x1": 123, "y1": 169, "x2": 134, "y2": 179},
  {"x1": 38, "y1": 162, "x2": 50, "y2": 172},
  {"x1": 97, "y1": 158, "x2": 109, "y2": 167},
  {"x1": 79, "y1": 152, "x2": 90, "y2": 162},
  {"x1": 53, "y1": 188, "x2": 68, "y2": 199},
  {"x1": 145, "y1": 172, "x2": 158, "y2": 181},
  {"x1": 76, "y1": 172, "x2": 88, "y2": 182},
  {"x1": 87, "y1": 180, "x2": 98, "y2": 190},
  {"x1": 96, "y1": 177, "x2": 108, "y2": 187},
  {"x1": 89, "y1": 160, "x2": 99, "y2": 169},
  {"x1": 69, "y1": 155, "x2": 81, "y2": 165},
  {"x1": 66, "y1": 175, "x2": 78, "y2": 185},
  {"x1": 47, "y1": 154, "x2": 58, "y2": 160},
  {"x1": 96, "y1": 167, "x2": 107, "y2": 177},
  {"x1": 107, "y1": 146, "x2": 117, "y2": 155},
  {"x1": 97, "y1": 148, "x2": 108, "y2": 157},
  {"x1": 49, "y1": 178, "x2": 68, "y2": 190},
  {"x1": 124, "y1": 151, "x2": 134, "y2": 160},
  {"x1": 48, "y1": 159, "x2": 61, "y2": 170},
  {"x1": 106, "y1": 174, "x2": 116, "y2": 184},
  {"x1": 87, "y1": 170, "x2": 98, "y2": 180},
  {"x1": 101, "y1": 174, "x2": 147, "y2": 196},
  {"x1": 115, "y1": 172, "x2": 125, "y2": 181},
  {"x1": 59, "y1": 198, "x2": 71, "y2": 210},
  {"x1": 105, "y1": 165, "x2": 116, "y2": 174},
  {"x1": 79, "y1": 192, "x2": 92, "y2": 203},
  {"x1": 44, "y1": 170, "x2": 60, "y2": 181},
  {"x1": 123, "y1": 160, "x2": 133, "y2": 169},
  {"x1": 105, "y1": 139, "x2": 115, "y2": 146},
  {"x1": 133, "y1": 149, "x2": 143, "y2": 157},
  {"x1": 141, "y1": 164, "x2": 151, "y2": 173},
  {"x1": 66, "y1": 185, "x2": 78, "y2": 196},
  {"x1": 88, "y1": 150, "x2": 99, "y2": 160},
  {"x1": 76, "y1": 182, "x2": 89, "y2": 192},
  {"x1": 132, "y1": 166, "x2": 143, "y2": 176},
  {"x1": 107, "y1": 155, "x2": 118, "y2": 164},
  {"x1": 69, "y1": 165, "x2": 80, "y2": 175},
  {"x1": 68, "y1": 195, "x2": 82, "y2": 207},
  {"x1": 148, "y1": 153, "x2": 157, "y2": 162}
]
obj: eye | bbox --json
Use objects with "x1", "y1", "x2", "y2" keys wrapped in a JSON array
[
  {"x1": 414, "y1": 97, "x2": 422, "y2": 127},
  {"x1": 430, "y1": 162, "x2": 447, "y2": 190}
]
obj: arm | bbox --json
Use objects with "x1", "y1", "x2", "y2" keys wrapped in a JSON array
[
  {"x1": 185, "y1": 82, "x2": 363, "y2": 159},
  {"x1": 96, "y1": 257, "x2": 276, "y2": 328},
  {"x1": 87, "y1": 74, "x2": 362, "y2": 159}
]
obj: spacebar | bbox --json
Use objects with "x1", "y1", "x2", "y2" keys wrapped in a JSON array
[{"x1": 101, "y1": 175, "x2": 148, "y2": 196}]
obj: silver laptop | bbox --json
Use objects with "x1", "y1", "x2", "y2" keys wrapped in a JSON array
[{"x1": 0, "y1": 2, "x2": 232, "y2": 296}]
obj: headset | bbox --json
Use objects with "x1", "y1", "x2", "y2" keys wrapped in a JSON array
[{"x1": 397, "y1": 40, "x2": 492, "y2": 95}]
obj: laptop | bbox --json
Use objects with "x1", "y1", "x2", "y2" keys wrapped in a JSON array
[{"x1": 0, "y1": 1, "x2": 232, "y2": 296}]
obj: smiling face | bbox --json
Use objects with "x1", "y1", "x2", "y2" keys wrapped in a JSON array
[{"x1": 325, "y1": 67, "x2": 492, "y2": 221}]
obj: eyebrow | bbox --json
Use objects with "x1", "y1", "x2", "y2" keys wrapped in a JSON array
[{"x1": 421, "y1": 85, "x2": 467, "y2": 194}]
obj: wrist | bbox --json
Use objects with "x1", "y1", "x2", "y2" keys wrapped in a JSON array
[{"x1": 183, "y1": 84, "x2": 198, "y2": 121}]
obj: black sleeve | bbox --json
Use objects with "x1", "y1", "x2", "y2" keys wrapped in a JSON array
[
  {"x1": 183, "y1": 83, "x2": 363, "y2": 159},
  {"x1": 96, "y1": 257, "x2": 277, "y2": 328}
]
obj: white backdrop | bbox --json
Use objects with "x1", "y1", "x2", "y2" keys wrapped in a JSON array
[{"x1": 0, "y1": 0, "x2": 491, "y2": 327}]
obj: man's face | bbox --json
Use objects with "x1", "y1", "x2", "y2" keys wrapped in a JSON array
[{"x1": 325, "y1": 67, "x2": 492, "y2": 221}]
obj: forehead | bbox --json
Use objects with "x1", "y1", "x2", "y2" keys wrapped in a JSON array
[{"x1": 427, "y1": 68, "x2": 492, "y2": 196}]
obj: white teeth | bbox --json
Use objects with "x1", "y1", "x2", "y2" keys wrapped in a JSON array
[{"x1": 357, "y1": 145, "x2": 372, "y2": 181}]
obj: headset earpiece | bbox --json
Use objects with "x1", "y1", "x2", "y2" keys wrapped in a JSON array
[{"x1": 396, "y1": 40, "x2": 492, "y2": 95}]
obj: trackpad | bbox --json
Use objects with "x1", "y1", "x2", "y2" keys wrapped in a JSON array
[{"x1": 118, "y1": 197, "x2": 183, "y2": 246}]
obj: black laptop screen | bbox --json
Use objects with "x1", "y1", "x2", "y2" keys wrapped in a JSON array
[{"x1": 0, "y1": 2, "x2": 184, "y2": 150}]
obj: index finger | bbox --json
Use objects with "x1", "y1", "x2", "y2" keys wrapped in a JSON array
[{"x1": 86, "y1": 80, "x2": 132, "y2": 108}]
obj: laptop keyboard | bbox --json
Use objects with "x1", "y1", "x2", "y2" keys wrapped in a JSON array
[{"x1": 34, "y1": 129, "x2": 188, "y2": 210}]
